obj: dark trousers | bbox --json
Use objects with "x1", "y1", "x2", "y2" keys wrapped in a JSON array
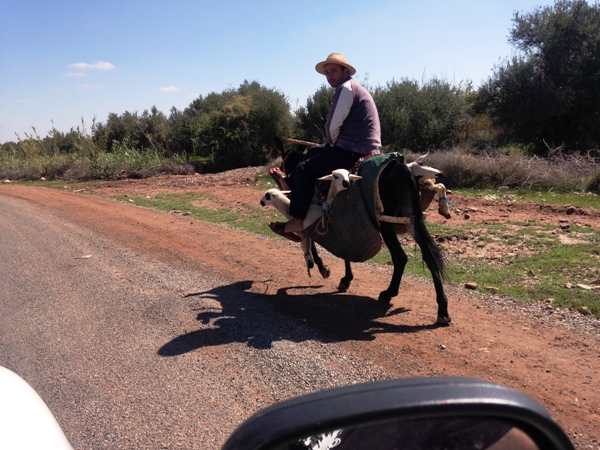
[{"x1": 288, "y1": 144, "x2": 362, "y2": 220}]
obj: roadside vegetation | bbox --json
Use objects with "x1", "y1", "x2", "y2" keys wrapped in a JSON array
[
  {"x1": 419, "y1": 220, "x2": 600, "y2": 317},
  {"x1": 2, "y1": 1, "x2": 599, "y2": 317}
]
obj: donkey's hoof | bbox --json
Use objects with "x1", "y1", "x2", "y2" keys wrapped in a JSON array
[
  {"x1": 378, "y1": 292, "x2": 392, "y2": 303},
  {"x1": 319, "y1": 266, "x2": 331, "y2": 279},
  {"x1": 436, "y1": 315, "x2": 452, "y2": 326}
]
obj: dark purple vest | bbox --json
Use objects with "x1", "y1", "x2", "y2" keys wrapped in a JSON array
[{"x1": 327, "y1": 77, "x2": 381, "y2": 155}]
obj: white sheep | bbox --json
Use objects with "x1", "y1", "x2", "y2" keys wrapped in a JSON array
[
  {"x1": 406, "y1": 154, "x2": 452, "y2": 219},
  {"x1": 317, "y1": 168, "x2": 362, "y2": 212},
  {"x1": 260, "y1": 189, "x2": 324, "y2": 229},
  {"x1": 260, "y1": 188, "x2": 318, "y2": 272},
  {"x1": 260, "y1": 168, "x2": 362, "y2": 274}
]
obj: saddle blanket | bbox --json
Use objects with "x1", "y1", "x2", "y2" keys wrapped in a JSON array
[{"x1": 357, "y1": 152, "x2": 404, "y2": 226}]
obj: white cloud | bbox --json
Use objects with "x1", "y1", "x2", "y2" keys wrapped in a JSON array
[
  {"x1": 68, "y1": 60, "x2": 116, "y2": 71},
  {"x1": 160, "y1": 86, "x2": 180, "y2": 93},
  {"x1": 76, "y1": 84, "x2": 106, "y2": 91}
]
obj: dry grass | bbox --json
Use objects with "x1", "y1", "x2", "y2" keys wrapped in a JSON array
[{"x1": 405, "y1": 147, "x2": 600, "y2": 193}]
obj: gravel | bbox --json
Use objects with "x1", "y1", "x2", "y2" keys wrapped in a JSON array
[{"x1": 0, "y1": 195, "x2": 394, "y2": 449}]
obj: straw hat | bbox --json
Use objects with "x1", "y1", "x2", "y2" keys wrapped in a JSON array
[{"x1": 315, "y1": 53, "x2": 356, "y2": 76}]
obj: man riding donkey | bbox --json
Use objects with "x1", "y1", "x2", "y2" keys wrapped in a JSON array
[
  {"x1": 269, "y1": 53, "x2": 382, "y2": 241},
  {"x1": 267, "y1": 54, "x2": 452, "y2": 325}
]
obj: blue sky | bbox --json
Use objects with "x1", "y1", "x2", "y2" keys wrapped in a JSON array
[{"x1": 1, "y1": 0, "x2": 559, "y2": 143}]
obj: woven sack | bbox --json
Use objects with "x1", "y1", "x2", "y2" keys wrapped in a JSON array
[{"x1": 307, "y1": 183, "x2": 382, "y2": 262}]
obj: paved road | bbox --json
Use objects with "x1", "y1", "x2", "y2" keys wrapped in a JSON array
[{"x1": 0, "y1": 192, "x2": 387, "y2": 449}]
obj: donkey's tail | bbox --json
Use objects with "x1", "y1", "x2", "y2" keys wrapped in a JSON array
[{"x1": 399, "y1": 163, "x2": 448, "y2": 282}]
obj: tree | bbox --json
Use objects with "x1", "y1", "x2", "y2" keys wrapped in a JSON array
[
  {"x1": 166, "y1": 107, "x2": 191, "y2": 156},
  {"x1": 294, "y1": 85, "x2": 333, "y2": 143},
  {"x1": 184, "y1": 81, "x2": 294, "y2": 171},
  {"x1": 295, "y1": 78, "x2": 470, "y2": 152},
  {"x1": 373, "y1": 78, "x2": 470, "y2": 151},
  {"x1": 96, "y1": 111, "x2": 144, "y2": 151},
  {"x1": 478, "y1": 0, "x2": 600, "y2": 153}
]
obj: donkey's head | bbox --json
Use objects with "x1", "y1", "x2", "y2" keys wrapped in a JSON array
[{"x1": 274, "y1": 137, "x2": 311, "y2": 175}]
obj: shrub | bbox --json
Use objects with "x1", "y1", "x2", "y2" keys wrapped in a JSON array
[
  {"x1": 586, "y1": 171, "x2": 600, "y2": 194},
  {"x1": 477, "y1": 0, "x2": 600, "y2": 153},
  {"x1": 405, "y1": 147, "x2": 600, "y2": 192},
  {"x1": 373, "y1": 77, "x2": 471, "y2": 151},
  {"x1": 185, "y1": 81, "x2": 294, "y2": 172}
]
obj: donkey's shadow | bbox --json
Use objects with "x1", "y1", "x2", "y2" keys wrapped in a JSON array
[{"x1": 158, "y1": 280, "x2": 438, "y2": 356}]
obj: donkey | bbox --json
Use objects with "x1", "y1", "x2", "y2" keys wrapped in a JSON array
[{"x1": 273, "y1": 139, "x2": 451, "y2": 325}]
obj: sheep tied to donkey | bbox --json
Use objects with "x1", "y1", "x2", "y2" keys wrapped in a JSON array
[
  {"x1": 306, "y1": 178, "x2": 382, "y2": 262},
  {"x1": 306, "y1": 152, "x2": 407, "y2": 262}
]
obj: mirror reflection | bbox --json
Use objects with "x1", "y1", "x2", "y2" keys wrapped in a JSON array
[{"x1": 278, "y1": 417, "x2": 539, "y2": 450}]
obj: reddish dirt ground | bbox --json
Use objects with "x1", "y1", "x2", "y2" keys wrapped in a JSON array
[{"x1": 4, "y1": 167, "x2": 600, "y2": 449}]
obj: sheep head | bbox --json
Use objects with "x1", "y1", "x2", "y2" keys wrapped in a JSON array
[
  {"x1": 318, "y1": 169, "x2": 362, "y2": 191},
  {"x1": 260, "y1": 188, "x2": 291, "y2": 207},
  {"x1": 406, "y1": 154, "x2": 442, "y2": 180},
  {"x1": 318, "y1": 169, "x2": 362, "y2": 211}
]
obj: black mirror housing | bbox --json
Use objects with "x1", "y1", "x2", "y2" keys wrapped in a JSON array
[{"x1": 222, "y1": 377, "x2": 574, "y2": 450}]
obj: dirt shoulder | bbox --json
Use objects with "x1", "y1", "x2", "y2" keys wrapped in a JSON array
[{"x1": 2, "y1": 168, "x2": 599, "y2": 449}]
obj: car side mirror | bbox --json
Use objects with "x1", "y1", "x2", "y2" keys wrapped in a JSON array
[{"x1": 222, "y1": 377, "x2": 574, "y2": 450}]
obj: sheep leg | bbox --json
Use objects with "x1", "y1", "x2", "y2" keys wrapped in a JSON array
[
  {"x1": 303, "y1": 204, "x2": 324, "y2": 229},
  {"x1": 432, "y1": 183, "x2": 451, "y2": 219}
]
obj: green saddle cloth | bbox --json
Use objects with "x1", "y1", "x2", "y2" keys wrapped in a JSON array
[{"x1": 357, "y1": 152, "x2": 404, "y2": 227}]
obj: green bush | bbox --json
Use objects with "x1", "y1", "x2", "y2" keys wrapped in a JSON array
[
  {"x1": 294, "y1": 85, "x2": 333, "y2": 143},
  {"x1": 373, "y1": 77, "x2": 471, "y2": 151},
  {"x1": 185, "y1": 81, "x2": 294, "y2": 172},
  {"x1": 586, "y1": 171, "x2": 600, "y2": 194}
]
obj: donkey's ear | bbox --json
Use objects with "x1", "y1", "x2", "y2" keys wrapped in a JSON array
[
  {"x1": 274, "y1": 137, "x2": 285, "y2": 153},
  {"x1": 318, "y1": 174, "x2": 334, "y2": 181}
]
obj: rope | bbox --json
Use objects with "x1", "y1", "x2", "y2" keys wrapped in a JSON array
[
  {"x1": 315, "y1": 208, "x2": 331, "y2": 236},
  {"x1": 437, "y1": 196, "x2": 455, "y2": 206},
  {"x1": 378, "y1": 215, "x2": 414, "y2": 225}
]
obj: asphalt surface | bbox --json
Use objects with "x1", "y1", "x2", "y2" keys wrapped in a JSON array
[{"x1": 0, "y1": 193, "x2": 388, "y2": 449}]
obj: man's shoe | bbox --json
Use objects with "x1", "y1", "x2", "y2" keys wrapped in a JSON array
[
  {"x1": 269, "y1": 222, "x2": 302, "y2": 242},
  {"x1": 269, "y1": 168, "x2": 289, "y2": 190}
]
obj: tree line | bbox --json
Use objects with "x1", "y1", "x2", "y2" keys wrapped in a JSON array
[{"x1": 2, "y1": 0, "x2": 599, "y2": 175}]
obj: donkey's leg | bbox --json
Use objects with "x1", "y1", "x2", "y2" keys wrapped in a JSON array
[
  {"x1": 412, "y1": 224, "x2": 451, "y2": 325},
  {"x1": 338, "y1": 260, "x2": 353, "y2": 291},
  {"x1": 421, "y1": 251, "x2": 451, "y2": 325},
  {"x1": 301, "y1": 237, "x2": 315, "y2": 275},
  {"x1": 310, "y1": 242, "x2": 330, "y2": 279},
  {"x1": 378, "y1": 223, "x2": 408, "y2": 303}
]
